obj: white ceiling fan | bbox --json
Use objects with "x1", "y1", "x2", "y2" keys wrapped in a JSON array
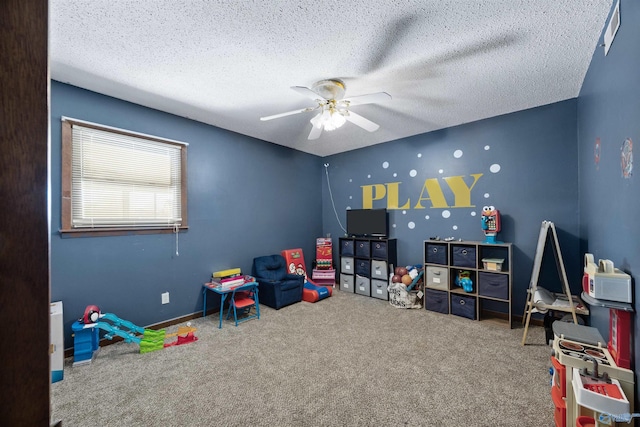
[{"x1": 260, "y1": 79, "x2": 391, "y2": 140}]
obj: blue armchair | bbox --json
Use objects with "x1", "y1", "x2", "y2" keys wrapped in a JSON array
[{"x1": 252, "y1": 254, "x2": 304, "y2": 310}]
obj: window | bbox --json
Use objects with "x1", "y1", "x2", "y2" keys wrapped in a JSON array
[{"x1": 61, "y1": 118, "x2": 188, "y2": 236}]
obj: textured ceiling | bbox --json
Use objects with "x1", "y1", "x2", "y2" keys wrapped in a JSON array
[{"x1": 49, "y1": 1, "x2": 612, "y2": 157}]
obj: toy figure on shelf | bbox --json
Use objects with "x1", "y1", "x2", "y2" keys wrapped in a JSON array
[
  {"x1": 481, "y1": 205, "x2": 501, "y2": 244},
  {"x1": 455, "y1": 270, "x2": 473, "y2": 293}
]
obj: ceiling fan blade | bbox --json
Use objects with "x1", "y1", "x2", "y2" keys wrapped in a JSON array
[
  {"x1": 344, "y1": 111, "x2": 380, "y2": 132},
  {"x1": 342, "y1": 92, "x2": 392, "y2": 107},
  {"x1": 308, "y1": 123, "x2": 323, "y2": 140},
  {"x1": 260, "y1": 106, "x2": 317, "y2": 121},
  {"x1": 291, "y1": 86, "x2": 324, "y2": 101},
  {"x1": 308, "y1": 112, "x2": 323, "y2": 140},
  {"x1": 360, "y1": 15, "x2": 420, "y2": 74}
]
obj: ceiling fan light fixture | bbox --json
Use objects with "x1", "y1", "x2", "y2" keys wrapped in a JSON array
[
  {"x1": 266, "y1": 78, "x2": 389, "y2": 140},
  {"x1": 317, "y1": 107, "x2": 346, "y2": 132},
  {"x1": 330, "y1": 109, "x2": 346, "y2": 129}
]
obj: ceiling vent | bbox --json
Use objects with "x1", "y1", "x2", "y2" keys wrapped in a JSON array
[{"x1": 604, "y1": 0, "x2": 620, "y2": 56}]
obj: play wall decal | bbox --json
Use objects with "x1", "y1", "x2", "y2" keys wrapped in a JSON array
[{"x1": 345, "y1": 145, "x2": 503, "y2": 232}]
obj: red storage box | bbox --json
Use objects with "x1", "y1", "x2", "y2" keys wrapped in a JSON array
[
  {"x1": 551, "y1": 385, "x2": 566, "y2": 427},
  {"x1": 316, "y1": 237, "x2": 333, "y2": 269}
]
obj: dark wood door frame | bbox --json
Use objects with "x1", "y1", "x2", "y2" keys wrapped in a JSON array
[{"x1": 0, "y1": 0, "x2": 51, "y2": 424}]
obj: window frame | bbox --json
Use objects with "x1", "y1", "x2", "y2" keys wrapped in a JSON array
[{"x1": 60, "y1": 118, "x2": 188, "y2": 237}]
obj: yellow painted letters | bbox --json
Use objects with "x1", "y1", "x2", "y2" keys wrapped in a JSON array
[
  {"x1": 360, "y1": 174, "x2": 483, "y2": 209},
  {"x1": 361, "y1": 184, "x2": 386, "y2": 209}
]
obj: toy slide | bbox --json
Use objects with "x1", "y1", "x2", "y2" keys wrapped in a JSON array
[
  {"x1": 73, "y1": 306, "x2": 198, "y2": 365},
  {"x1": 94, "y1": 312, "x2": 145, "y2": 344},
  {"x1": 92, "y1": 313, "x2": 197, "y2": 353}
]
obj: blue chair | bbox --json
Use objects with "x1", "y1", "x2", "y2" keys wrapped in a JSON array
[
  {"x1": 225, "y1": 281, "x2": 260, "y2": 326},
  {"x1": 252, "y1": 254, "x2": 304, "y2": 309}
]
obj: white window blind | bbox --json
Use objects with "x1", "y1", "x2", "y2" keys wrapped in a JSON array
[{"x1": 71, "y1": 124, "x2": 183, "y2": 228}]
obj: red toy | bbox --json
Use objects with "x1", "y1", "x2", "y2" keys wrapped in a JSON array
[
  {"x1": 82, "y1": 304, "x2": 101, "y2": 324},
  {"x1": 481, "y1": 205, "x2": 501, "y2": 244},
  {"x1": 609, "y1": 309, "x2": 631, "y2": 369},
  {"x1": 281, "y1": 248, "x2": 332, "y2": 303}
]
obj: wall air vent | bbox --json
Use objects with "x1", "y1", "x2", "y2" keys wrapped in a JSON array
[{"x1": 604, "y1": 0, "x2": 620, "y2": 56}]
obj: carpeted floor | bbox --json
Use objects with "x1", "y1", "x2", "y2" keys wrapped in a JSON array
[{"x1": 51, "y1": 289, "x2": 554, "y2": 426}]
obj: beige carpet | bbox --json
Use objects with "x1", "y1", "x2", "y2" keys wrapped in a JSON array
[{"x1": 51, "y1": 288, "x2": 554, "y2": 426}]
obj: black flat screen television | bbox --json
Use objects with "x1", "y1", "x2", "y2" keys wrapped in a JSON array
[{"x1": 346, "y1": 208, "x2": 388, "y2": 237}]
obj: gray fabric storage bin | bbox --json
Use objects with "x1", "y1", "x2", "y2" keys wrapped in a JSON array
[
  {"x1": 355, "y1": 276, "x2": 370, "y2": 296},
  {"x1": 370, "y1": 259, "x2": 388, "y2": 281},
  {"x1": 451, "y1": 245, "x2": 476, "y2": 268},
  {"x1": 355, "y1": 259, "x2": 371, "y2": 278},
  {"x1": 340, "y1": 239, "x2": 354, "y2": 256},
  {"x1": 478, "y1": 272, "x2": 509, "y2": 300},
  {"x1": 339, "y1": 273, "x2": 354, "y2": 293},
  {"x1": 425, "y1": 289, "x2": 448, "y2": 314},
  {"x1": 426, "y1": 266, "x2": 448, "y2": 291},
  {"x1": 371, "y1": 241, "x2": 388, "y2": 259},
  {"x1": 450, "y1": 294, "x2": 476, "y2": 319},
  {"x1": 340, "y1": 257, "x2": 354, "y2": 275},
  {"x1": 371, "y1": 279, "x2": 388, "y2": 300},
  {"x1": 425, "y1": 243, "x2": 447, "y2": 265},
  {"x1": 355, "y1": 240, "x2": 370, "y2": 258}
]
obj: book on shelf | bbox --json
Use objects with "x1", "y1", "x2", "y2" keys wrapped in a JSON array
[
  {"x1": 219, "y1": 273, "x2": 243, "y2": 283},
  {"x1": 211, "y1": 277, "x2": 245, "y2": 289},
  {"x1": 213, "y1": 268, "x2": 241, "y2": 278},
  {"x1": 211, "y1": 267, "x2": 244, "y2": 287},
  {"x1": 207, "y1": 269, "x2": 256, "y2": 290}
]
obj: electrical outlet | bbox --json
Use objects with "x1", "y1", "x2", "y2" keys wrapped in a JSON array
[{"x1": 161, "y1": 292, "x2": 170, "y2": 304}]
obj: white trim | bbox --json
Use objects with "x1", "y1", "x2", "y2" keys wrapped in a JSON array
[{"x1": 61, "y1": 116, "x2": 189, "y2": 146}]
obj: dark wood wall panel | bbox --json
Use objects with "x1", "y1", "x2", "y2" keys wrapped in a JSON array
[{"x1": 0, "y1": 0, "x2": 50, "y2": 424}]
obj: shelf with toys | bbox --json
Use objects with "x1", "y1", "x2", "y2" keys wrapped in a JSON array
[{"x1": 423, "y1": 206, "x2": 513, "y2": 327}]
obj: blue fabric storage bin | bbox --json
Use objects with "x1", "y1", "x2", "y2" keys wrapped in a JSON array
[
  {"x1": 450, "y1": 294, "x2": 476, "y2": 319},
  {"x1": 340, "y1": 239, "x2": 354, "y2": 256},
  {"x1": 425, "y1": 243, "x2": 447, "y2": 265},
  {"x1": 478, "y1": 272, "x2": 509, "y2": 300},
  {"x1": 355, "y1": 240, "x2": 370, "y2": 257},
  {"x1": 371, "y1": 241, "x2": 388, "y2": 258},
  {"x1": 355, "y1": 259, "x2": 371, "y2": 277},
  {"x1": 425, "y1": 289, "x2": 448, "y2": 314},
  {"x1": 451, "y1": 245, "x2": 476, "y2": 268}
]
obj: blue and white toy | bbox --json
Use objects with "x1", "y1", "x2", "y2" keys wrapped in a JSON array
[{"x1": 455, "y1": 270, "x2": 473, "y2": 293}]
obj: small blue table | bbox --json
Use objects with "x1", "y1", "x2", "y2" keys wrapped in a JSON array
[{"x1": 202, "y1": 277, "x2": 256, "y2": 329}]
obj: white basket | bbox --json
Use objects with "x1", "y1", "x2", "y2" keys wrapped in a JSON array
[{"x1": 388, "y1": 281, "x2": 422, "y2": 309}]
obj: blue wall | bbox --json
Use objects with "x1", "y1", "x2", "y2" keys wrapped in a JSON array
[
  {"x1": 578, "y1": 0, "x2": 640, "y2": 374},
  {"x1": 52, "y1": 2, "x2": 639, "y2": 378},
  {"x1": 322, "y1": 100, "x2": 582, "y2": 313},
  {"x1": 51, "y1": 82, "x2": 323, "y2": 348}
]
